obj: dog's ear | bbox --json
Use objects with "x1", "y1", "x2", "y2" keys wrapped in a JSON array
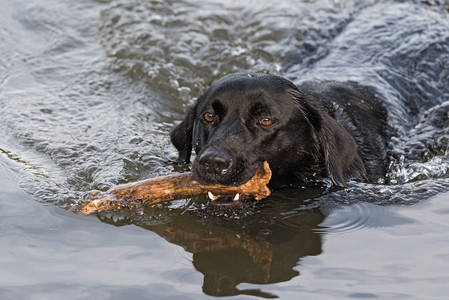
[
  {"x1": 317, "y1": 113, "x2": 366, "y2": 186},
  {"x1": 170, "y1": 106, "x2": 196, "y2": 164},
  {"x1": 288, "y1": 88, "x2": 366, "y2": 186}
]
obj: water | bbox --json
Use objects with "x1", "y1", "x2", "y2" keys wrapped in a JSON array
[{"x1": 1, "y1": 0, "x2": 449, "y2": 298}]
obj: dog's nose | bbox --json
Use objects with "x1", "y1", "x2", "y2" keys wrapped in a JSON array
[{"x1": 197, "y1": 147, "x2": 232, "y2": 176}]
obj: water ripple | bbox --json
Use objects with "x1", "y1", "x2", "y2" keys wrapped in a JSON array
[
  {"x1": 98, "y1": 0, "x2": 366, "y2": 102},
  {"x1": 319, "y1": 202, "x2": 413, "y2": 235}
]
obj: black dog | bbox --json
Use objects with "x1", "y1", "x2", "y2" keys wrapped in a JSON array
[{"x1": 171, "y1": 73, "x2": 391, "y2": 189}]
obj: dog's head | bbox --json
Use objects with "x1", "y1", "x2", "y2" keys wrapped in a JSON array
[{"x1": 171, "y1": 73, "x2": 365, "y2": 187}]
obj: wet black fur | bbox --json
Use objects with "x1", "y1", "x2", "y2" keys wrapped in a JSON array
[{"x1": 171, "y1": 73, "x2": 390, "y2": 188}]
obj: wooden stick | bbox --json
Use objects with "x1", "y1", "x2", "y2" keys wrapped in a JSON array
[{"x1": 71, "y1": 161, "x2": 272, "y2": 215}]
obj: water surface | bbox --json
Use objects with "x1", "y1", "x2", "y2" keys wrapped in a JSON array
[{"x1": 1, "y1": 0, "x2": 449, "y2": 298}]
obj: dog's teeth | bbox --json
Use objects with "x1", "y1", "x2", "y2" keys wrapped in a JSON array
[
  {"x1": 233, "y1": 194, "x2": 240, "y2": 201},
  {"x1": 208, "y1": 192, "x2": 219, "y2": 201}
]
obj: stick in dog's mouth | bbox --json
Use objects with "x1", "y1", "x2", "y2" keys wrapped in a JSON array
[{"x1": 72, "y1": 161, "x2": 272, "y2": 215}]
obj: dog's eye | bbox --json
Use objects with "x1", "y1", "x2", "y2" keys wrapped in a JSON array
[
  {"x1": 259, "y1": 117, "x2": 273, "y2": 126},
  {"x1": 203, "y1": 112, "x2": 215, "y2": 123}
]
